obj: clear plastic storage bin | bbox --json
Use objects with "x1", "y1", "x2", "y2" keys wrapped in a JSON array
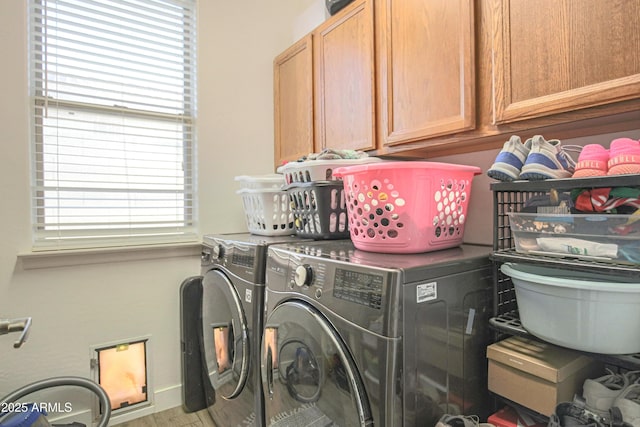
[{"x1": 507, "y1": 212, "x2": 640, "y2": 264}]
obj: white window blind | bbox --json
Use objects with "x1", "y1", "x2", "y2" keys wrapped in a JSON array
[{"x1": 29, "y1": 0, "x2": 197, "y2": 250}]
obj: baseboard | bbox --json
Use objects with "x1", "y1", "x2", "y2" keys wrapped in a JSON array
[{"x1": 48, "y1": 383, "x2": 183, "y2": 426}]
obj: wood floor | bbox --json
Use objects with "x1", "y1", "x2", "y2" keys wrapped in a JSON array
[{"x1": 113, "y1": 407, "x2": 217, "y2": 427}]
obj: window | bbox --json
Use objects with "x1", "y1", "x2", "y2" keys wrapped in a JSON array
[{"x1": 29, "y1": 0, "x2": 197, "y2": 250}]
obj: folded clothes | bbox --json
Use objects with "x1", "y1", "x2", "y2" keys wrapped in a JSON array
[
  {"x1": 572, "y1": 187, "x2": 640, "y2": 213},
  {"x1": 298, "y1": 148, "x2": 369, "y2": 161}
]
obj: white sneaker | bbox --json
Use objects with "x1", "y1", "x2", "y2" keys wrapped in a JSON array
[
  {"x1": 436, "y1": 414, "x2": 493, "y2": 427},
  {"x1": 487, "y1": 135, "x2": 532, "y2": 181},
  {"x1": 519, "y1": 135, "x2": 582, "y2": 180},
  {"x1": 625, "y1": 371, "x2": 640, "y2": 385},
  {"x1": 613, "y1": 383, "x2": 640, "y2": 427},
  {"x1": 583, "y1": 370, "x2": 629, "y2": 417}
]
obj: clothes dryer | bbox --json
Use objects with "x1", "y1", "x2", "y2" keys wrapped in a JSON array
[
  {"x1": 197, "y1": 233, "x2": 306, "y2": 427},
  {"x1": 261, "y1": 240, "x2": 494, "y2": 427}
]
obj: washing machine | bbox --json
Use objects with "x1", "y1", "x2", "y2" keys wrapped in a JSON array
[
  {"x1": 195, "y1": 233, "x2": 308, "y2": 427},
  {"x1": 261, "y1": 240, "x2": 494, "y2": 427}
]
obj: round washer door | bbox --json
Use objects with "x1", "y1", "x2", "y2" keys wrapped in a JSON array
[
  {"x1": 261, "y1": 300, "x2": 372, "y2": 427},
  {"x1": 201, "y1": 269, "x2": 250, "y2": 399}
]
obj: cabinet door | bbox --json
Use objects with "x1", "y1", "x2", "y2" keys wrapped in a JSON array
[
  {"x1": 377, "y1": 0, "x2": 476, "y2": 147},
  {"x1": 274, "y1": 34, "x2": 314, "y2": 167},
  {"x1": 493, "y1": 0, "x2": 640, "y2": 124},
  {"x1": 314, "y1": 0, "x2": 376, "y2": 152}
]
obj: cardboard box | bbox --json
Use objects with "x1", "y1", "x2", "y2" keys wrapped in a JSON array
[
  {"x1": 487, "y1": 336, "x2": 603, "y2": 416},
  {"x1": 488, "y1": 406, "x2": 547, "y2": 427}
]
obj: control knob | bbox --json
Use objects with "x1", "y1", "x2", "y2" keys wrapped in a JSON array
[
  {"x1": 212, "y1": 244, "x2": 224, "y2": 259},
  {"x1": 294, "y1": 264, "x2": 313, "y2": 287}
]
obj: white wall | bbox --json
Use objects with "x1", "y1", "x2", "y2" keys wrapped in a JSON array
[
  {"x1": 197, "y1": 0, "x2": 326, "y2": 235},
  {"x1": 0, "y1": 0, "x2": 327, "y2": 424}
]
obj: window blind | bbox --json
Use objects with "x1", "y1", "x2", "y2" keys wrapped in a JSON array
[{"x1": 29, "y1": 0, "x2": 198, "y2": 250}]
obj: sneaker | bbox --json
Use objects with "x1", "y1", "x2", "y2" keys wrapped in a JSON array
[
  {"x1": 607, "y1": 138, "x2": 640, "y2": 176},
  {"x1": 519, "y1": 135, "x2": 582, "y2": 180},
  {"x1": 624, "y1": 371, "x2": 640, "y2": 385},
  {"x1": 487, "y1": 135, "x2": 532, "y2": 181},
  {"x1": 437, "y1": 414, "x2": 493, "y2": 427},
  {"x1": 572, "y1": 144, "x2": 609, "y2": 178},
  {"x1": 549, "y1": 401, "x2": 607, "y2": 427},
  {"x1": 613, "y1": 384, "x2": 640, "y2": 427},
  {"x1": 583, "y1": 370, "x2": 629, "y2": 417}
]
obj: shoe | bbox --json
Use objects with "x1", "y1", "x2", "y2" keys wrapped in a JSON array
[
  {"x1": 613, "y1": 384, "x2": 640, "y2": 427},
  {"x1": 583, "y1": 370, "x2": 629, "y2": 417},
  {"x1": 519, "y1": 135, "x2": 582, "y2": 180},
  {"x1": 624, "y1": 371, "x2": 640, "y2": 385},
  {"x1": 487, "y1": 135, "x2": 532, "y2": 181},
  {"x1": 607, "y1": 138, "x2": 640, "y2": 176},
  {"x1": 572, "y1": 144, "x2": 609, "y2": 178},
  {"x1": 436, "y1": 414, "x2": 493, "y2": 427},
  {"x1": 549, "y1": 401, "x2": 607, "y2": 427}
]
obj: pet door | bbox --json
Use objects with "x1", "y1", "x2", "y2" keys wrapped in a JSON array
[{"x1": 94, "y1": 339, "x2": 148, "y2": 411}]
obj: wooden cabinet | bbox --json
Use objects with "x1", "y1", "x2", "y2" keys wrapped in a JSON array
[
  {"x1": 314, "y1": 0, "x2": 376, "y2": 152},
  {"x1": 273, "y1": 34, "x2": 314, "y2": 168},
  {"x1": 376, "y1": 0, "x2": 476, "y2": 148},
  {"x1": 492, "y1": 0, "x2": 640, "y2": 125},
  {"x1": 274, "y1": 0, "x2": 640, "y2": 163}
]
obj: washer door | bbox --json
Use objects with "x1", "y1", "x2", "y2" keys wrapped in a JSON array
[
  {"x1": 201, "y1": 269, "x2": 250, "y2": 399},
  {"x1": 262, "y1": 300, "x2": 373, "y2": 427}
]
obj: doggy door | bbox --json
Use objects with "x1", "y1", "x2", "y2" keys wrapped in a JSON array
[{"x1": 95, "y1": 340, "x2": 148, "y2": 411}]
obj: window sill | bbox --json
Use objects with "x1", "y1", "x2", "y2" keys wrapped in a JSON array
[{"x1": 17, "y1": 242, "x2": 202, "y2": 270}]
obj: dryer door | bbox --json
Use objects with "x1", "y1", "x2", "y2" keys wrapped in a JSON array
[
  {"x1": 201, "y1": 269, "x2": 250, "y2": 400},
  {"x1": 261, "y1": 300, "x2": 373, "y2": 427}
]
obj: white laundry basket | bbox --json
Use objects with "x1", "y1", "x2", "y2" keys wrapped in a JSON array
[
  {"x1": 237, "y1": 188, "x2": 295, "y2": 236},
  {"x1": 277, "y1": 157, "x2": 383, "y2": 184},
  {"x1": 234, "y1": 174, "x2": 285, "y2": 190}
]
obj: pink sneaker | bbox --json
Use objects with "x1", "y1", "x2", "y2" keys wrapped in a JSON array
[
  {"x1": 608, "y1": 138, "x2": 640, "y2": 176},
  {"x1": 572, "y1": 144, "x2": 609, "y2": 177}
]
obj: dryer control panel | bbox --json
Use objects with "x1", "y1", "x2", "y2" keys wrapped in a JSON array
[
  {"x1": 289, "y1": 263, "x2": 383, "y2": 308},
  {"x1": 201, "y1": 241, "x2": 263, "y2": 284},
  {"x1": 286, "y1": 258, "x2": 387, "y2": 309},
  {"x1": 267, "y1": 244, "x2": 401, "y2": 326},
  {"x1": 333, "y1": 268, "x2": 384, "y2": 309}
]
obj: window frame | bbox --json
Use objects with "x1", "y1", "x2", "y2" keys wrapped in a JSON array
[{"x1": 28, "y1": 0, "x2": 198, "y2": 251}]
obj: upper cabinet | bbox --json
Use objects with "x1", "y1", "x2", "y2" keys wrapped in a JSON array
[
  {"x1": 492, "y1": 0, "x2": 640, "y2": 124},
  {"x1": 376, "y1": 0, "x2": 476, "y2": 147},
  {"x1": 274, "y1": 34, "x2": 314, "y2": 168},
  {"x1": 314, "y1": 0, "x2": 376, "y2": 152},
  {"x1": 274, "y1": 0, "x2": 640, "y2": 163}
]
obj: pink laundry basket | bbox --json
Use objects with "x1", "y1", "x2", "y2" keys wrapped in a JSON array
[{"x1": 333, "y1": 161, "x2": 481, "y2": 254}]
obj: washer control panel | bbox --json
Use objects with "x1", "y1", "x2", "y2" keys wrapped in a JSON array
[
  {"x1": 286, "y1": 257, "x2": 385, "y2": 309},
  {"x1": 333, "y1": 267, "x2": 383, "y2": 309}
]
